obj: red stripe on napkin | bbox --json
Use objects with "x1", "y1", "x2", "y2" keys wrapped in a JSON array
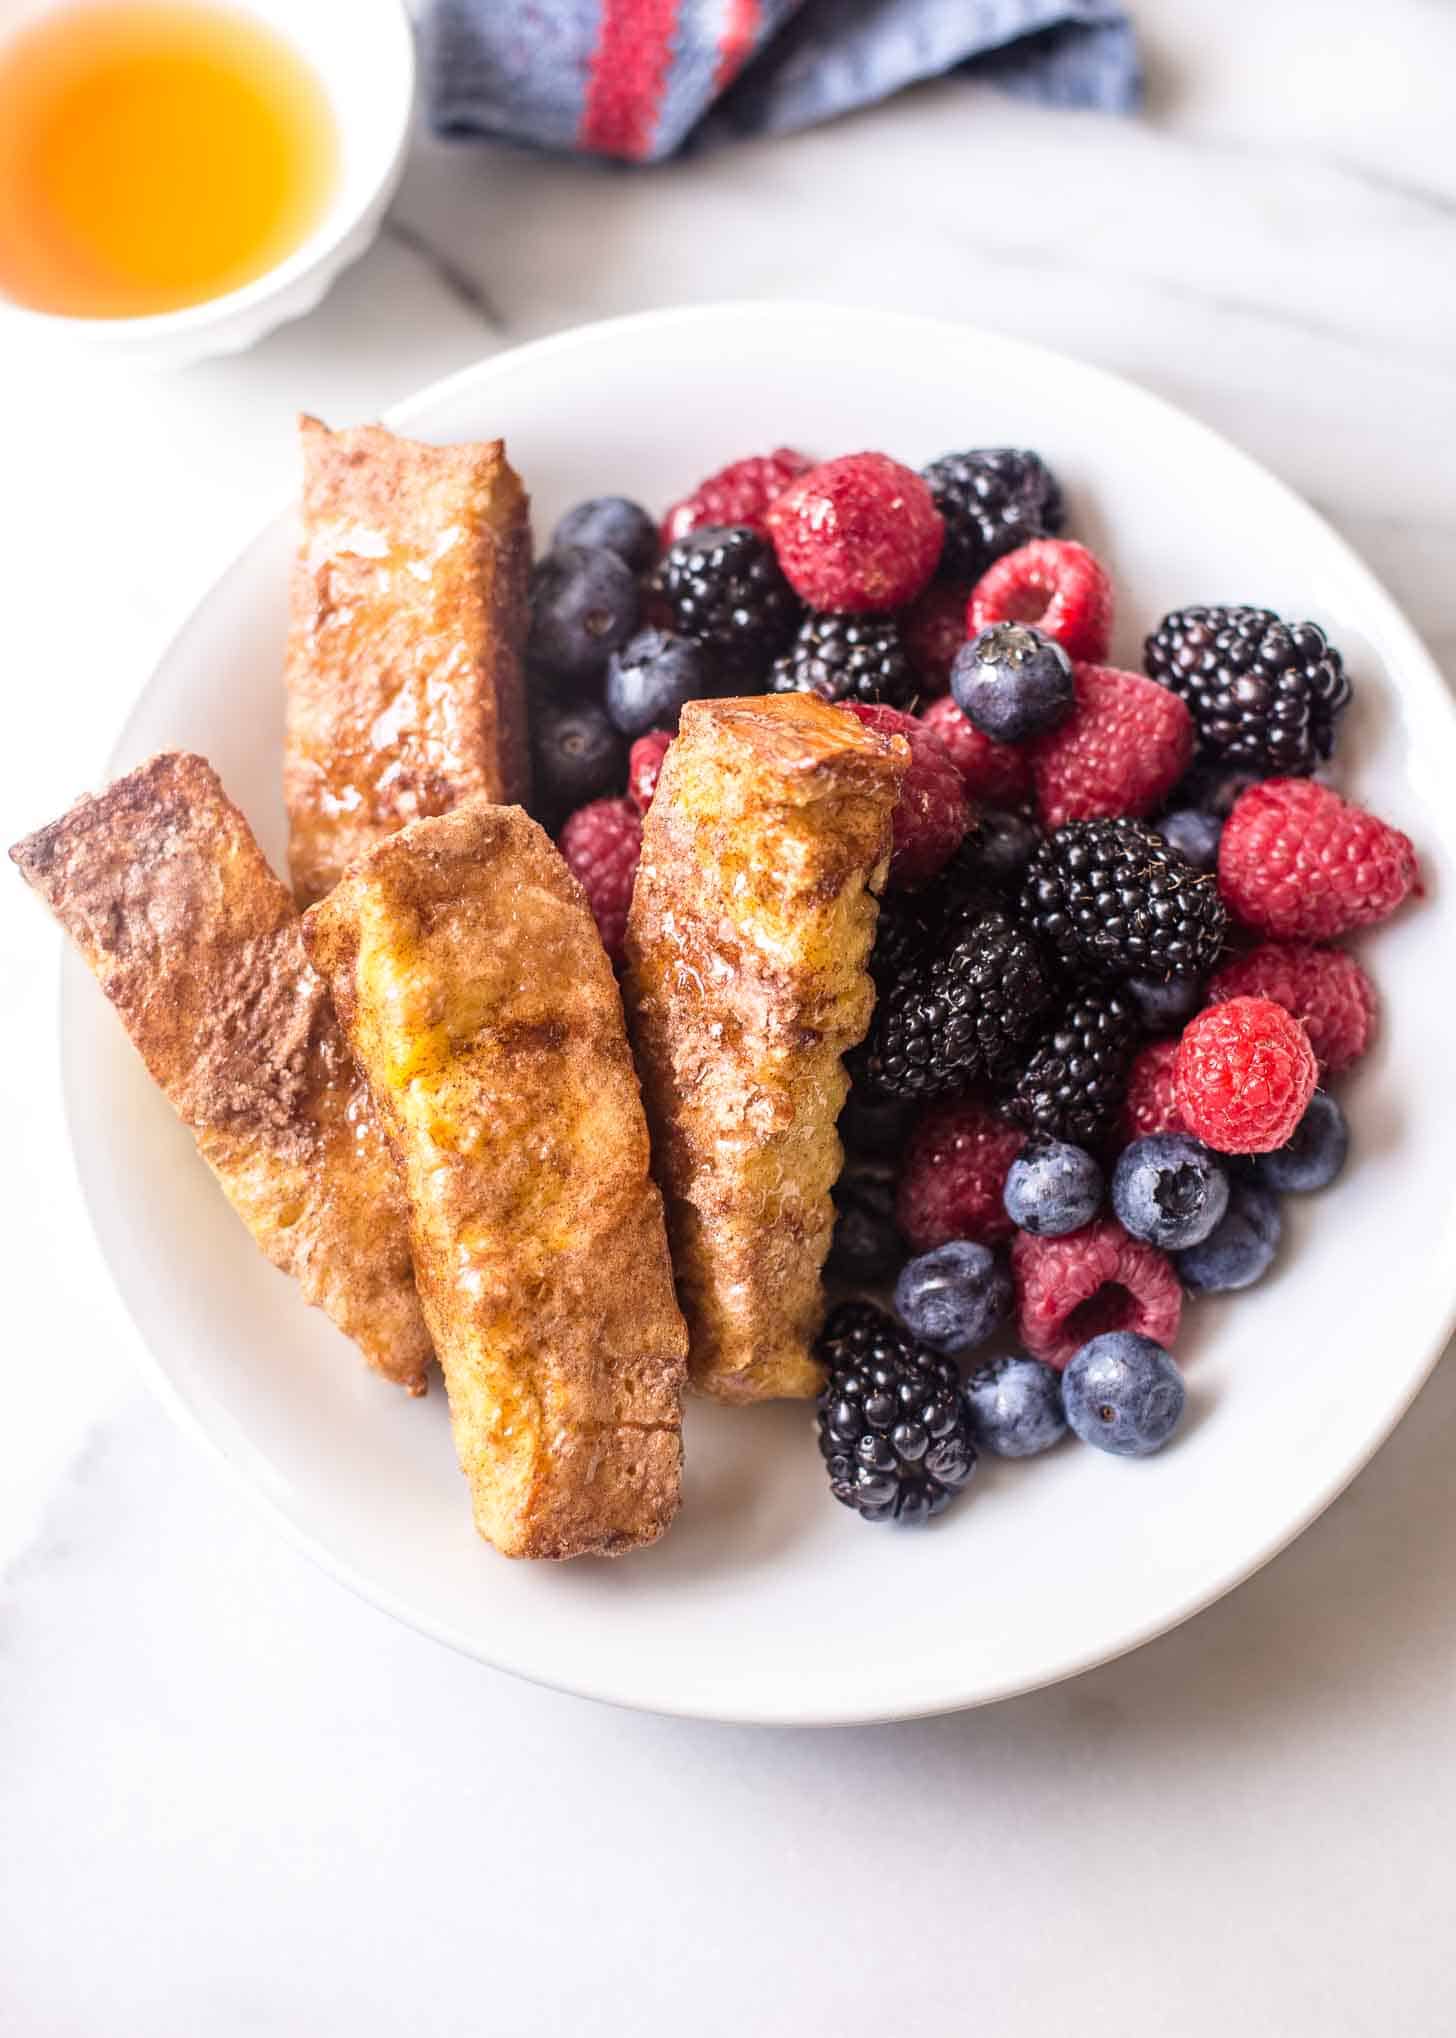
[
  {"x1": 580, "y1": 0, "x2": 681, "y2": 160},
  {"x1": 713, "y1": 0, "x2": 761, "y2": 89}
]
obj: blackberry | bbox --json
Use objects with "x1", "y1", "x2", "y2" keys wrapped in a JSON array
[
  {"x1": 1143, "y1": 605, "x2": 1352, "y2": 775},
  {"x1": 650, "y1": 523, "x2": 799, "y2": 675},
  {"x1": 920, "y1": 448, "x2": 1064, "y2": 582},
  {"x1": 770, "y1": 611, "x2": 917, "y2": 708},
  {"x1": 865, "y1": 906, "x2": 1050, "y2": 1099},
  {"x1": 867, "y1": 830, "x2": 999, "y2": 989},
  {"x1": 827, "y1": 1163, "x2": 904, "y2": 1284},
  {"x1": 1007, "y1": 987, "x2": 1138, "y2": 1147},
  {"x1": 816, "y1": 1301, "x2": 977, "y2": 1523},
  {"x1": 1020, "y1": 818, "x2": 1227, "y2": 982}
]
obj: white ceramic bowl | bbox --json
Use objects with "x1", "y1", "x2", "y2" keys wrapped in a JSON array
[
  {"x1": 0, "y1": 0, "x2": 415, "y2": 366},
  {"x1": 62, "y1": 304, "x2": 1456, "y2": 1723}
]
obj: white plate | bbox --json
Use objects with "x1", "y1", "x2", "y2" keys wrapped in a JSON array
[{"x1": 64, "y1": 303, "x2": 1456, "y2": 1725}]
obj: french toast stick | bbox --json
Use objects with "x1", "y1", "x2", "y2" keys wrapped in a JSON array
[
  {"x1": 10, "y1": 753, "x2": 433, "y2": 1392},
  {"x1": 283, "y1": 416, "x2": 531, "y2": 906},
  {"x1": 303, "y1": 800, "x2": 688, "y2": 1560},
  {"x1": 623, "y1": 695, "x2": 908, "y2": 1404}
]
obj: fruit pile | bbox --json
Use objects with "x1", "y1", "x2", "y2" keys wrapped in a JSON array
[{"x1": 525, "y1": 442, "x2": 1420, "y2": 1525}]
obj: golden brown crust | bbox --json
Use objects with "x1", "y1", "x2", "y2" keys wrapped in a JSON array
[
  {"x1": 304, "y1": 799, "x2": 688, "y2": 1559},
  {"x1": 623, "y1": 695, "x2": 907, "y2": 1404},
  {"x1": 283, "y1": 417, "x2": 532, "y2": 906},
  {"x1": 10, "y1": 752, "x2": 432, "y2": 1394}
]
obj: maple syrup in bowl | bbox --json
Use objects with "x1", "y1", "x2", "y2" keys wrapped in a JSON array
[{"x1": 0, "y1": 0, "x2": 415, "y2": 359}]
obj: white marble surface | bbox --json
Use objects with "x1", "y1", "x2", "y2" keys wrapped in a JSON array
[{"x1": 2, "y1": 2, "x2": 1454, "y2": 2029}]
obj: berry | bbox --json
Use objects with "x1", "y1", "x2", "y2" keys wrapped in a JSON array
[
  {"x1": 897, "y1": 1096, "x2": 1026, "y2": 1251},
  {"x1": 558, "y1": 796, "x2": 642, "y2": 965},
  {"x1": 1062, "y1": 1333, "x2": 1186, "y2": 1457},
  {"x1": 1175, "y1": 764, "x2": 1265, "y2": 819},
  {"x1": 1127, "y1": 974, "x2": 1205, "y2": 1034},
  {"x1": 1155, "y1": 807, "x2": 1222, "y2": 872},
  {"x1": 838, "y1": 1085, "x2": 914, "y2": 1160},
  {"x1": 604, "y1": 627, "x2": 714, "y2": 737},
  {"x1": 528, "y1": 545, "x2": 641, "y2": 686},
  {"x1": 768, "y1": 453, "x2": 943, "y2": 613},
  {"x1": 969, "y1": 539, "x2": 1113, "y2": 664},
  {"x1": 827, "y1": 1163, "x2": 905, "y2": 1284},
  {"x1": 815, "y1": 1301, "x2": 977, "y2": 1523},
  {"x1": 1111, "y1": 1134, "x2": 1230, "y2": 1249},
  {"x1": 1006, "y1": 985, "x2": 1139, "y2": 1147},
  {"x1": 1002, "y1": 1136, "x2": 1104, "y2": 1237},
  {"x1": 901, "y1": 580, "x2": 971, "y2": 694},
  {"x1": 893, "y1": 1240, "x2": 1012, "y2": 1354},
  {"x1": 660, "y1": 447, "x2": 811, "y2": 547},
  {"x1": 918, "y1": 694, "x2": 1031, "y2": 805},
  {"x1": 950, "y1": 623, "x2": 1074, "y2": 743},
  {"x1": 1027, "y1": 663, "x2": 1194, "y2": 830},
  {"x1": 842, "y1": 702, "x2": 967, "y2": 886},
  {"x1": 1207, "y1": 941, "x2": 1376, "y2": 1074},
  {"x1": 552, "y1": 496, "x2": 657, "y2": 573},
  {"x1": 627, "y1": 729, "x2": 673, "y2": 814},
  {"x1": 1121, "y1": 1039, "x2": 1186, "y2": 1143},
  {"x1": 1012, "y1": 1219, "x2": 1182, "y2": 1370},
  {"x1": 867, "y1": 906, "x2": 1050, "y2": 1098},
  {"x1": 1249, "y1": 1091, "x2": 1349, "y2": 1193},
  {"x1": 1175, "y1": 1182, "x2": 1282, "y2": 1293},
  {"x1": 963, "y1": 1355, "x2": 1068, "y2": 1458},
  {"x1": 1143, "y1": 605, "x2": 1351, "y2": 775},
  {"x1": 976, "y1": 809, "x2": 1042, "y2": 890},
  {"x1": 1020, "y1": 818, "x2": 1227, "y2": 982},
  {"x1": 530, "y1": 699, "x2": 626, "y2": 820},
  {"x1": 770, "y1": 611, "x2": 917, "y2": 708},
  {"x1": 1175, "y1": 995, "x2": 1319, "y2": 1154},
  {"x1": 1218, "y1": 779, "x2": 1419, "y2": 939},
  {"x1": 920, "y1": 448, "x2": 1064, "y2": 582},
  {"x1": 651, "y1": 524, "x2": 799, "y2": 674}
]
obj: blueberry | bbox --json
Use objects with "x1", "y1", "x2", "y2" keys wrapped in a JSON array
[
  {"x1": 1175, "y1": 764, "x2": 1263, "y2": 819},
  {"x1": 604, "y1": 628, "x2": 715, "y2": 737},
  {"x1": 1154, "y1": 807, "x2": 1222, "y2": 871},
  {"x1": 838, "y1": 1087, "x2": 914, "y2": 1160},
  {"x1": 1003, "y1": 1136, "x2": 1103, "y2": 1237},
  {"x1": 951, "y1": 622, "x2": 1073, "y2": 743},
  {"x1": 894, "y1": 1240, "x2": 1012, "y2": 1355},
  {"x1": 530, "y1": 699, "x2": 626, "y2": 819},
  {"x1": 551, "y1": 496, "x2": 657, "y2": 573},
  {"x1": 1111, "y1": 1134, "x2": 1230, "y2": 1249},
  {"x1": 975, "y1": 808, "x2": 1042, "y2": 889},
  {"x1": 528, "y1": 544, "x2": 640, "y2": 686},
  {"x1": 826, "y1": 1164, "x2": 904, "y2": 1284},
  {"x1": 963, "y1": 1354, "x2": 1068, "y2": 1458},
  {"x1": 1174, "y1": 1182, "x2": 1282, "y2": 1293},
  {"x1": 1250, "y1": 1092, "x2": 1348, "y2": 1193},
  {"x1": 1128, "y1": 973, "x2": 1205, "y2": 1033},
  {"x1": 1062, "y1": 1333, "x2": 1186, "y2": 1457}
]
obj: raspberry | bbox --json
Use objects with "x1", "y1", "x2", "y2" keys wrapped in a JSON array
[
  {"x1": 901, "y1": 581, "x2": 971, "y2": 695},
  {"x1": 918, "y1": 694, "x2": 1031, "y2": 805},
  {"x1": 842, "y1": 701, "x2": 967, "y2": 886},
  {"x1": 627, "y1": 729, "x2": 673, "y2": 815},
  {"x1": 767, "y1": 453, "x2": 944, "y2": 613},
  {"x1": 1207, "y1": 941, "x2": 1376, "y2": 1075},
  {"x1": 660, "y1": 447, "x2": 812, "y2": 547},
  {"x1": 1175, "y1": 995, "x2": 1318, "y2": 1154},
  {"x1": 968, "y1": 539, "x2": 1113, "y2": 664},
  {"x1": 1028, "y1": 663, "x2": 1194, "y2": 830},
  {"x1": 896, "y1": 1096, "x2": 1026, "y2": 1251},
  {"x1": 1011, "y1": 1219, "x2": 1183, "y2": 1371},
  {"x1": 558, "y1": 796, "x2": 642, "y2": 966},
  {"x1": 1120, "y1": 1039, "x2": 1187, "y2": 1144},
  {"x1": 1217, "y1": 778, "x2": 1419, "y2": 939}
]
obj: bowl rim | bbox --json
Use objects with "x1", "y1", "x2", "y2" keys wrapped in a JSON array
[
  {"x1": 67, "y1": 300, "x2": 1456, "y2": 1726},
  {"x1": 0, "y1": 0, "x2": 416, "y2": 342}
]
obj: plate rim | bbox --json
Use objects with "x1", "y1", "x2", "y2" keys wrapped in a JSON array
[{"x1": 62, "y1": 299, "x2": 1456, "y2": 1726}]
